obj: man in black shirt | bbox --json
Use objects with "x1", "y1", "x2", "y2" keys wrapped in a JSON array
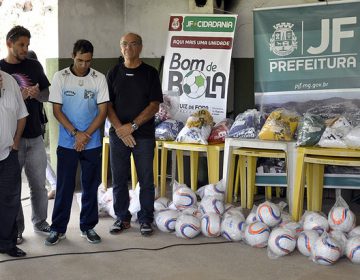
[
  {"x1": 107, "y1": 33, "x2": 163, "y2": 236},
  {"x1": 0, "y1": 26, "x2": 51, "y2": 244}
]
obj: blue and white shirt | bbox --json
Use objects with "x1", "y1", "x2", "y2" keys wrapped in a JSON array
[{"x1": 49, "y1": 67, "x2": 109, "y2": 149}]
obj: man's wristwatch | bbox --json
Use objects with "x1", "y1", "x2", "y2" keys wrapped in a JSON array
[
  {"x1": 70, "y1": 128, "x2": 78, "y2": 137},
  {"x1": 131, "y1": 121, "x2": 139, "y2": 131}
]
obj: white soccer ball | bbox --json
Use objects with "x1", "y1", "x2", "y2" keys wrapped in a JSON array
[
  {"x1": 256, "y1": 201, "x2": 282, "y2": 227},
  {"x1": 155, "y1": 209, "x2": 179, "y2": 233},
  {"x1": 225, "y1": 207, "x2": 245, "y2": 219},
  {"x1": 312, "y1": 235, "x2": 342, "y2": 265},
  {"x1": 297, "y1": 230, "x2": 320, "y2": 257},
  {"x1": 268, "y1": 227, "x2": 297, "y2": 257},
  {"x1": 244, "y1": 221, "x2": 270, "y2": 248},
  {"x1": 279, "y1": 220, "x2": 303, "y2": 236},
  {"x1": 182, "y1": 205, "x2": 201, "y2": 218},
  {"x1": 201, "y1": 213, "x2": 222, "y2": 238},
  {"x1": 154, "y1": 197, "x2": 171, "y2": 212},
  {"x1": 175, "y1": 214, "x2": 201, "y2": 239},
  {"x1": 202, "y1": 182, "x2": 226, "y2": 199},
  {"x1": 303, "y1": 212, "x2": 329, "y2": 234},
  {"x1": 329, "y1": 230, "x2": 347, "y2": 256},
  {"x1": 221, "y1": 213, "x2": 246, "y2": 241},
  {"x1": 224, "y1": 203, "x2": 235, "y2": 213},
  {"x1": 199, "y1": 195, "x2": 225, "y2": 216},
  {"x1": 173, "y1": 187, "x2": 197, "y2": 210},
  {"x1": 246, "y1": 212, "x2": 258, "y2": 224},
  {"x1": 328, "y1": 206, "x2": 356, "y2": 233},
  {"x1": 348, "y1": 226, "x2": 360, "y2": 238},
  {"x1": 345, "y1": 236, "x2": 360, "y2": 264}
]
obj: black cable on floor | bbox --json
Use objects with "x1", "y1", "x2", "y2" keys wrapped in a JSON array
[{"x1": 0, "y1": 240, "x2": 233, "y2": 264}]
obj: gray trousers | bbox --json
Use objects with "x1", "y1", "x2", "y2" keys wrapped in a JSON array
[{"x1": 17, "y1": 136, "x2": 48, "y2": 233}]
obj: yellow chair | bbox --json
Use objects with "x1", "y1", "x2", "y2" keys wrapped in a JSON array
[
  {"x1": 101, "y1": 137, "x2": 110, "y2": 189},
  {"x1": 223, "y1": 139, "x2": 297, "y2": 212},
  {"x1": 160, "y1": 142, "x2": 224, "y2": 197},
  {"x1": 227, "y1": 148, "x2": 285, "y2": 209},
  {"x1": 292, "y1": 147, "x2": 360, "y2": 221},
  {"x1": 101, "y1": 137, "x2": 162, "y2": 190}
]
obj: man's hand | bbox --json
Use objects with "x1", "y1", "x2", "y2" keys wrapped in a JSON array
[
  {"x1": 115, "y1": 123, "x2": 133, "y2": 138},
  {"x1": 120, "y1": 134, "x2": 136, "y2": 148},
  {"x1": 25, "y1": 83, "x2": 40, "y2": 99},
  {"x1": 73, "y1": 131, "x2": 91, "y2": 152}
]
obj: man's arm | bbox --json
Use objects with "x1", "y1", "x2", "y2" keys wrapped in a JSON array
[
  {"x1": 84, "y1": 103, "x2": 107, "y2": 136},
  {"x1": 12, "y1": 117, "x2": 26, "y2": 150},
  {"x1": 107, "y1": 102, "x2": 122, "y2": 130},
  {"x1": 115, "y1": 101, "x2": 160, "y2": 138}
]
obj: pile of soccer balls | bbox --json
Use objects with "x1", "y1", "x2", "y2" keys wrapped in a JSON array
[{"x1": 154, "y1": 182, "x2": 360, "y2": 266}]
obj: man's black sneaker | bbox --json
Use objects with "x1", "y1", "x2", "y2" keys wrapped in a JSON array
[
  {"x1": 34, "y1": 222, "x2": 51, "y2": 234},
  {"x1": 45, "y1": 231, "x2": 65, "y2": 246},
  {"x1": 109, "y1": 220, "x2": 131, "y2": 235},
  {"x1": 140, "y1": 223, "x2": 153, "y2": 236},
  {"x1": 81, "y1": 229, "x2": 101, "y2": 244}
]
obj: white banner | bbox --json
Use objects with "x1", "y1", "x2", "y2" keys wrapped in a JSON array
[{"x1": 162, "y1": 14, "x2": 237, "y2": 123}]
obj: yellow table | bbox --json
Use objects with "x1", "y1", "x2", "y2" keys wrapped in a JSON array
[
  {"x1": 160, "y1": 142, "x2": 224, "y2": 197},
  {"x1": 292, "y1": 146, "x2": 360, "y2": 221}
]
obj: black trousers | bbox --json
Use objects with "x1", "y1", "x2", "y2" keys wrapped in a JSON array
[{"x1": 0, "y1": 150, "x2": 21, "y2": 250}]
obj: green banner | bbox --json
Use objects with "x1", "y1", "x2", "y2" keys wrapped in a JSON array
[
  {"x1": 254, "y1": 1, "x2": 360, "y2": 94},
  {"x1": 183, "y1": 16, "x2": 236, "y2": 32}
]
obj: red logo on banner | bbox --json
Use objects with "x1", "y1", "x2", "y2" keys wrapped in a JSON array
[{"x1": 169, "y1": 16, "x2": 183, "y2": 31}]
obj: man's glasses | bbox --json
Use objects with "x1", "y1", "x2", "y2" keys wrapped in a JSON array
[{"x1": 120, "y1": 41, "x2": 141, "y2": 48}]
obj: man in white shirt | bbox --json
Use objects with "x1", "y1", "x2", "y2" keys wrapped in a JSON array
[{"x1": 0, "y1": 70, "x2": 28, "y2": 257}]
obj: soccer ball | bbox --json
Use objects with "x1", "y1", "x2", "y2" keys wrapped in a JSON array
[
  {"x1": 279, "y1": 220, "x2": 303, "y2": 236},
  {"x1": 303, "y1": 212, "x2": 329, "y2": 234},
  {"x1": 246, "y1": 212, "x2": 258, "y2": 224},
  {"x1": 221, "y1": 212, "x2": 246, "y2": 241},
  {"x1": 155, "y1": 209, "x2": 179, "y2": 233},
  {"x1": 201, "y1": 213, "x2": 222, "y2": 237},
  {"x1": 312, "y1": 234, "x2": 342, "y2": 265},
  {"x1": 199, "y1": 195, "x2": 225, "y2": 216},
  {"x1": 329, "y1": 230, "x2": 347, "y2": 255},
  {"x1": 256, "y1": 201, "x2": 282, "y2": 227},
  {"x1": 154, "y1": 197, "x2": 171, "y2": 212},
  {"x1": 328, "y1": 206, "x2": 356, "y2": 233},
  {"x1": 297, "y1": 230, "x2": 320, "y2": 257},
  {"x1": 348, "y1": 226, "x2": 360, "y2": 238},
  {"x1": 345, "y1": 236, "x2": 360, "y2": 264},
  {"x1": 225, "y1": 207, "x2": 245, "y2": 219},
  {"x1": 175, "y1": 213, "x2": 201, "y2": 239},
  {"x1": 244, "y1": 221, "x2": 270, "y2": 248},
  {"x1": 182, "y1": 205, "x2": 202, "y2": 218},
  {"x1": 182, "y1": 70, "x2": 207, "y2": 99},
  {"x1": 173, "y1": 186, "x2": 197, "y2": 210},
  {"x1": 268, "y1": 227, "x2": 297, "y2": 257}
]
